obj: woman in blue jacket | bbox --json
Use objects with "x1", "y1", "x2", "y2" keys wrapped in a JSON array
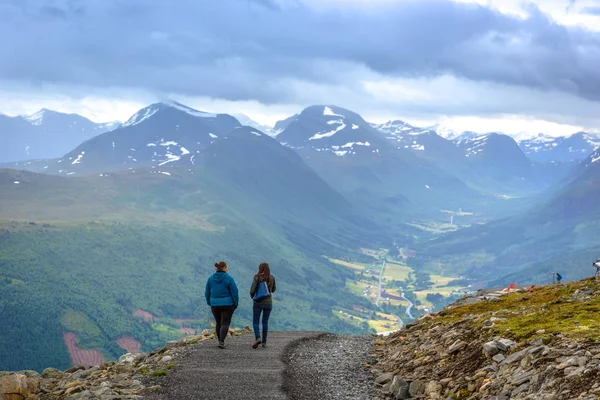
[{"x1": 205, "y1": 261, "x2": 239, "y2": 348}]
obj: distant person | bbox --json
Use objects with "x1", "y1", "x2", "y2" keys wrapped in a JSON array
[
  {"x1": 594, "y1": 259, "x2": 600, "y2": 279},
  {"x1": 250, "y1": 262, "x2": 276, "y2": 349},
  {"x1": 555, "y1": 272, "x2": 563, "y2": 285},
  {"x1": 205, "y1": 261, "x2": 239, "y2": 349}
]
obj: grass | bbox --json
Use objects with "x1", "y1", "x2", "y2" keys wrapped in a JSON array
[
  {"x1": 62, "y1": 309, "x2": 102, "y2": 336},
  {"x1": 152, "y1": 370, "x2": 168, "y2": 376},
  {"x1": 383, "y1": 262, "x2": 412, "y2": 281},
  {"x1": 435, "y1": 278, "x2": 600, "y2": 342}
]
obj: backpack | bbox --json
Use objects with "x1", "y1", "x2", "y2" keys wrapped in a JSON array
[{"x1": 253, "y1": 279, "x2": 271, "y2": 302}]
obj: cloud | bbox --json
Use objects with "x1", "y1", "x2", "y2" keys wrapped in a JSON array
[
  {"x1": 1, "y1": 0, "x2": 600, "y2": 134},
  {"x1": 582, "y1": 6, "x2": 600, "y2": 15}
]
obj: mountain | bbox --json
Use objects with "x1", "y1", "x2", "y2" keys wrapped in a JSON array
[
  {"x1": 414, "y1": 148, "x2": 600, "y2": 284},
  {"x1": 274, "y1": 106, "x2": 494, "y2": 224},
  {"x1": 231, "y1": 114, "x2": 275, "y2": 136},
  {"x1": 41, "y1": 101, "x2": 241, "y2": 175},
  {"x1": 0, "y1": 125, "x2": 382, "y2": 371},
  {"x1": 518, "y1": 132, "x2": 600, "y2": 163},
  {"x1": 0, "y1": 109, "x2": 119, "y2": 163}
]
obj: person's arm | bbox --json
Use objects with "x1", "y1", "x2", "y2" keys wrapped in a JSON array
[
  {"x1": 250, "y1": 276, "x2": 258, "y2": 298},
  {"x1": 230, "y1": 277, "x2": 239, "y2": 308},
  {"x1": 205, "y1": 278, "x2": 211, "y2": 306}
]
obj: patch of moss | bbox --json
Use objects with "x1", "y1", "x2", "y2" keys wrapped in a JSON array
[
  {"x1": 166, "y1": 363, "x2": 175, "y2": 369},
  {"x1": 152, "y1": 370, "x2": 168, "y2": 376},
  {"x1": 436, "y1": 278, "x2": 600, "y2": 342}
]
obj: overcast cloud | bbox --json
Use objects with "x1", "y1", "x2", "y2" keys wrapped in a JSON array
[{"x1": 1, "y1": 0, "x2": 600, "y2": 134}]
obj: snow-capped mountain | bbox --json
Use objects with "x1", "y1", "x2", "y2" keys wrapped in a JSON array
[
  {"x1": 518, "y1": 132, "x2": 600, "y2": 163},
  {"x1": 45, "y1": 101, "x2": 241, "y2": 175},
  {"x1": 0, "y1": 109, "x2": 119, "y2": 163},
  {"x1": 276, "y1": 105, "x2": 386, "y2": 157}
]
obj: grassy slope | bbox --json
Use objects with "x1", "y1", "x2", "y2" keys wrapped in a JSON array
[{"x1": 0, "y1": 168, "x2": 372, "y2": 371}]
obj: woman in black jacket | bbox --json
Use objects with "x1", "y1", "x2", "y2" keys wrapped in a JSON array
[{"x1": 250, "y1": 262, "x2": 276, "y2": 349}]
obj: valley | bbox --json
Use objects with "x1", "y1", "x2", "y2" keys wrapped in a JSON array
[{"x1": 1, "y1": 101, "x2": 600, "y2": 373}]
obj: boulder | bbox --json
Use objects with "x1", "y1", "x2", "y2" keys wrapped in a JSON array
[
  {"x1": 409, "y1": 380, "x2": 426, "y2": 397},
  {"x1": 0, "y1": 374, "x2": 40, "y2": 400},
  {"x1": 375, "y1": 372, "x2": 395, "y2": 385},
  {"x1": 483, "y1": 341, "x2": 500, "y2": 357}
]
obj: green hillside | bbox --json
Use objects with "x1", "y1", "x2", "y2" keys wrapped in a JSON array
[{"x1": 0, "y1": 166, "x2": 377, "y2": 371}]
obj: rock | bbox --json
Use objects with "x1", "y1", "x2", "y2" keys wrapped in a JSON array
[
  {"x1": 164, "y1": 340, "x2": 179, "y2": 350},
  {"x1": 448, "y1": 340, "x2": 467, "y2": 354},
  {"x1": 425, "y1": 380, "x2": 442, "y2": 397},
  {"x1": 500, "y1": 348, "x2": 528, "y2": 366},
  {"x1": 493, "y1": 353, "x2": 506, "y2": 363},
  {"x1": 160, "y1": 356, "x2": 173, "y2": 364},
  {"x1": 395, "y1": 380, "x2": 410, "y2": 400},
  {"x1": 65, "y1": 365, "x2": 85, "y2": 374},
  {"x1": 40, "y1": 368, "x2": 63, "y2": 379},
  {"x1": 119, "y1": 353, "x2": 137, "y2": 363},
  {"x1": 375, "y1": 372, "x2": 394, "y2": 385},
  {"x1": 409, "y1": 380, "x2": 426, "y2": 397},
  {"x1": 0, "y1": 374, "x2": 40, "y2": 400},
  {"x1": 511, "y1": 382, "x2": 530, "y2": 396},
  {"x1": 511, "y1": 369, "x2": 534, "y2": 386},
  {"x1": 483, "y1": 341, "x2": 500, "y2": 357},
  {"x1": 496, "y1": 339, "x2": 516, "y2": 352}
]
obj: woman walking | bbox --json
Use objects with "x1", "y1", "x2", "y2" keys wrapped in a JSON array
[
  {"x1": 250, "y1": 262, "x2": 276, "y2": 349},
  {"x1": 205, "y1": 261, "x2": 239, "y2": 348}
]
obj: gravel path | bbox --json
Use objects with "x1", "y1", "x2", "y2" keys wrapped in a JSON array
[
  {"x1": 282, "y1": 333, "x2": 377, "y2": 400},
  {"x1": 142, "y1": 331, "x2": 322, "y2": 399}
]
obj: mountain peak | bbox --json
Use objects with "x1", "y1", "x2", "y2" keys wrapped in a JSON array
[
  {"x1": 24, "y1": 109, "x2": 51, "y2": 125},
  {"x1": 123, "y1": 101, "x2": 218, "y2": 127}
]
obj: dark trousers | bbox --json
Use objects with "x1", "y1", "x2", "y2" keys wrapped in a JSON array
[
  {"x1": 211, "y1": 306, "x2": 235, "y2": 342},
  {"x1": 252, "y1": 303, "x2": 272, "y2": 343}
]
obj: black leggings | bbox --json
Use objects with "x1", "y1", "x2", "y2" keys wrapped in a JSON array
[{"x1": 211, "y1": 306, "x2": 235, "y2": 342}]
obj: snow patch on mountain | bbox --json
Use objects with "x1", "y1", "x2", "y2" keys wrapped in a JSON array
[
  {"x1": 323, "y1": 106, "x2": 344, "y2": 118},
  {"x1": 309, "y1": 121, "x2": 346, "y2": 140},
  {"x1": 24, "y1": 110, "x2": 47, "y2": 126},
  {"x1": 124, "y1": 107, "x2": 159, "y2": 127},
  {"x1": 163, "y1": 100, "x2": 217, "y2": 118},
  {"x1": 71, "y1": 151, "x2": 85, "y2": 165}
]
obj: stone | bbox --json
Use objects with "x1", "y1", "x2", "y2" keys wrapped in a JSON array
[
  {"x1": 501, "y1": 349, "x2": 528, "y2": 366},
  {"x1": 0, "y1": 374, "x2": 40, "y2": 400},
  {"x1": 493, "y1": 353, "x2": 506, "y2": 363},
  {"x1": 65, "y1": 365, "x2": 85, "y2": 374},
  {"x1": 375, "y1": 372, "x2": 394, "y2": 385},
  {"x1": 496, "y1": 339, "x2": 516, "y2": 352},
  {"x1": 483, "y1": 342, "x2": 501, "y2": 357},
  {"x1": 119, "y1": 353, "x2": 137, "y2": 363},
  {"x1": 511, "y1": 382, "x2": 530, "y2": 396},
  {"x1": 425, "y1": 380, "x2": 443, "y2": 397},
  {"x1": 512, "y1": 369, "x2": 534, "y2": 386},
  {"x1": 40, "y1": 368, "x2": 63, "y2": 379},
  {"x1": 160, "y1": 356, "x2": 173, "y2": 364},
  {"x1": 409, "y1": 380, "x2": 426, "y2": 397},
  {"x1": 448, "y1": 340, "x2": 467, "y2": 354}
]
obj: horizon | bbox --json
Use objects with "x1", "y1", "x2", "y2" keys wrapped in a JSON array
[{"x1": 2, "y1": 0, "x2": 600, "y2": 137}]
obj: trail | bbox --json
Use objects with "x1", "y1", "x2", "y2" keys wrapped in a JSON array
[{"x1": 141, "y1": 331, "x2": 374, "y2": 400}]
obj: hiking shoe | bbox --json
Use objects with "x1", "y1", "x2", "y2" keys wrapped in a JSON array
[
  {"x1": 218, "y1": 341, "x2": 225, "y2": 349},
  {"x1": 261, "y1": 343, "x2": 266, "y2": 348},
  {"x1": 252, "y1": 339, "x2": 262, "y2": 349}
]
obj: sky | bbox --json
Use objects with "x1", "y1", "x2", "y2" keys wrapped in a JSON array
[{"x1": 1, "y1": 0, "x2": 600, "y2": 136}]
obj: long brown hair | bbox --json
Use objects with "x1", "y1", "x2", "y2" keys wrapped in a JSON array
[
  {"x1": 214, "y1": 261, "x2": 227, "y2": 272},
  {"x1": 254, "y1": 262, "x2": 271, "y2": 282}
]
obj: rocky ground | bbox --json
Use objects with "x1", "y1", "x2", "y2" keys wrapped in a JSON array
[
  {"x1": 282, "y1": 333, "x2": 377, "y2": 400},
  {"x1": 371, "y1": 278, "x2": 600, "y2": 399},
  {"x1": 0, "y1": 328, "x2": 222, "y2": 400}
]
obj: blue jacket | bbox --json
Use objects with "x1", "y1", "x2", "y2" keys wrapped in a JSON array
[{"x1": 205, "y1": 272, "x2": 239, "y2": 307}]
